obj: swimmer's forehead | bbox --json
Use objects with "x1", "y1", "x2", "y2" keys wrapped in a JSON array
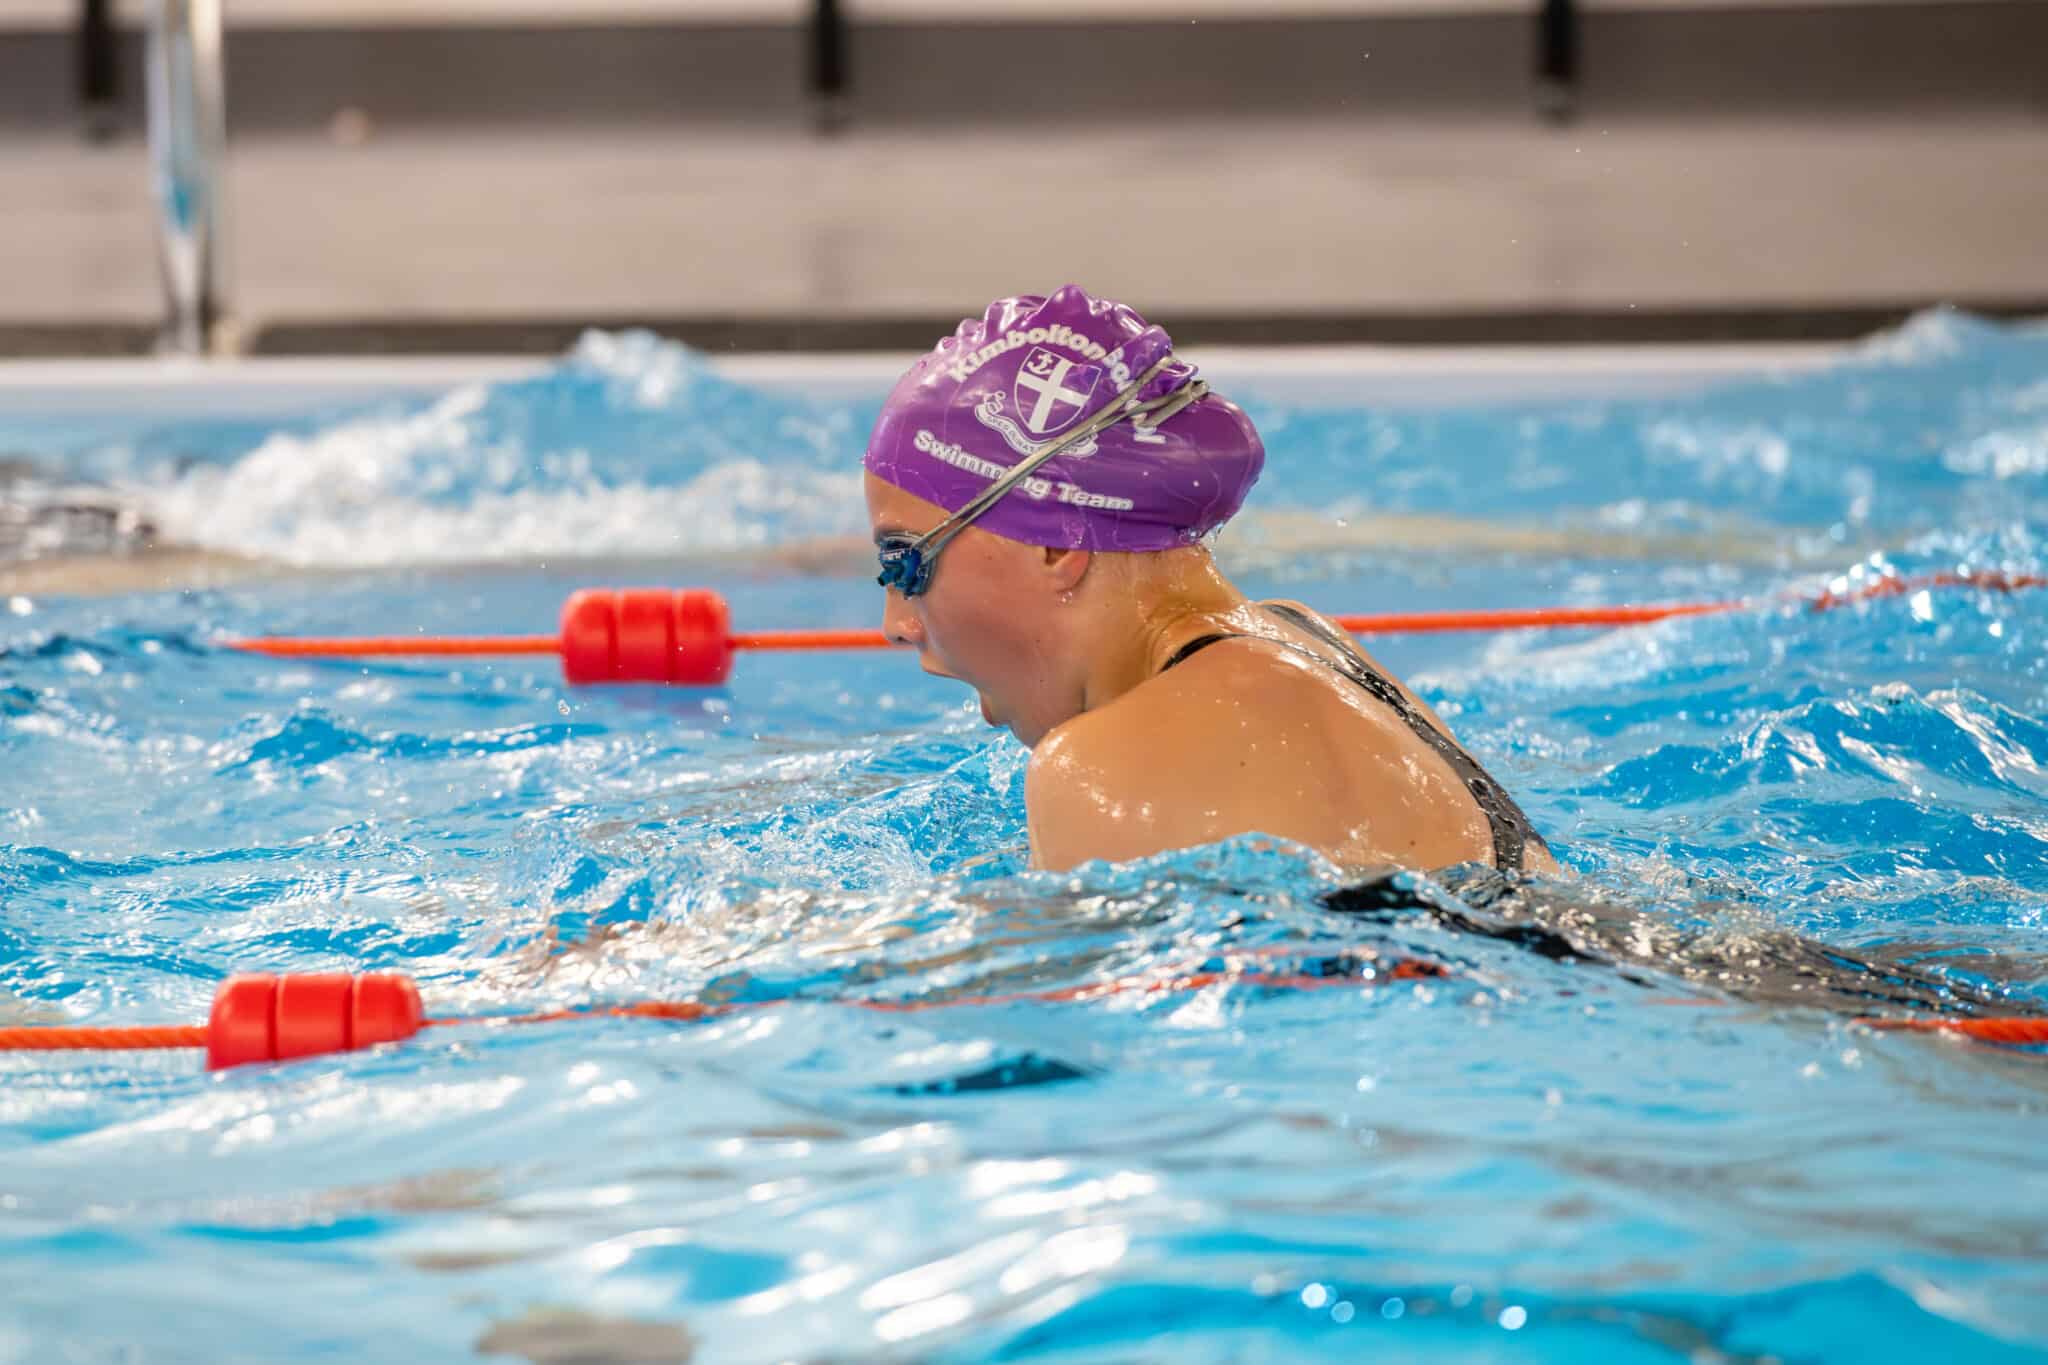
[{"x1": 864, "y1": 471, "x2": 949, "y2": 540}]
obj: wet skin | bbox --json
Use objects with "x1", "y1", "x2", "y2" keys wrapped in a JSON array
[{"x1": 865, "y1": 471, "x2": 1557, "y2": 875}]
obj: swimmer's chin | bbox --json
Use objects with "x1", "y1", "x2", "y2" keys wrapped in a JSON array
[{"x1": 976, "y1": 693, "x2": 1039, "y2": 746}]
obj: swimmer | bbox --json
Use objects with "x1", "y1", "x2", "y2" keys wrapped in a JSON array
[{"x1": 864, "y1": 286, "x2": 1557, "y2": 876}]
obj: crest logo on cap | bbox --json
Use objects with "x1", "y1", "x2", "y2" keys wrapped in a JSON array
[{"x1": 1013, "y1": 347, "x2": 1102, "y2": 436}]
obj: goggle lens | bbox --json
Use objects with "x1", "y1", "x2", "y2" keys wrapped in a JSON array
[{"x1": 876, "y1": 534, "x2": 932, "y2": 597}]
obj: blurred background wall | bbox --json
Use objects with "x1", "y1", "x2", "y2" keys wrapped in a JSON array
[{"x1": 1, "y1": 0, "x2": 2044, "y2": 353}]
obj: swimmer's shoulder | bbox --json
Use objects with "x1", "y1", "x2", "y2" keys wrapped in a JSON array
[
  {"x1": 1062, "y1": 625, "x2": 1349, "y2": 754},
  {"x1": 1252, "y1": 596, "x2": 1470, "y2": 741},
  {"x1": 1038, "y1": 608, "x2": 1406, "y2": 774},
  {"x1": 1022, "y1": 632, "x2": 1372, "y2": 871},
  {"x1": 1025, "y1": 691, "x2": 1179, "y2": 870}
]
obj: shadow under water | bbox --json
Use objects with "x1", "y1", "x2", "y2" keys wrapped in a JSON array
[{"x1": 1327, "y1": 866, "x2": 2035, "y2": 1021}]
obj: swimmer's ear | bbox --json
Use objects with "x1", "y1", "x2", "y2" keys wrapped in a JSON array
[{"x1": 1041, "y1": 545, "x2": 1092, "y2": 595}]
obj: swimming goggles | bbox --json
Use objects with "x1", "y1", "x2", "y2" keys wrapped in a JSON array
[{"x1": 875, "y1": 355, "x2": 1208, "y2": 597}]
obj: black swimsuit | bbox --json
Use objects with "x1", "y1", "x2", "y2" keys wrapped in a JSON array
[{"x1": 1158, "y1": 603, "x2": 1550, "y2": 874}]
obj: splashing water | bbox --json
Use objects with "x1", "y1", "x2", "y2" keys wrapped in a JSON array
[{"x1": 1, "y1": 312, "x2": 2046, "y2": 1362}]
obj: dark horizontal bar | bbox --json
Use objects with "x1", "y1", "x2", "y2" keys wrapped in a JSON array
[
  {"x1": 0, "y1": 323, "x2": 161, "y2": 358},
  {"x1": 3, "y1": 301, "x2": 2042, "y2": 360},
  {"x1": 6, "y1": 3, "x2": 2047, "y2": 131},
  {"x1": 242, "y1": 302, "x2": 2048, "y2": 353}
]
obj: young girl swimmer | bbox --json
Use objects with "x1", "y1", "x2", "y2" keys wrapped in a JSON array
[{"x1": 864, "y1": 285, "x2": 1556, "y2": 876}]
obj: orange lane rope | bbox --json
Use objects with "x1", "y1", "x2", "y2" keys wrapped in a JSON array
[
  {"x1": 234, "y1": 613, "x2": 1736, "y2": 660},
  {"x1": 236, "y1": 636, "x2": 561, "y2": 659},
  {"x1": 3, "y1": 965, "x2": 2046, "y2": 1072},
  {"x1": 225, "y1": 570, "x2": 2048, "y2": 662},
  {"x1": 1859, "y1": 1016, "x2": 2048, "y2": 1045},
  {"x1": 213, "y1": 570, "x2": 2048, "y2": 691},
  {"x1": 0, "y1": 1025, "x2": 208, "y2": 1052},
  {"x1": 505, "y1": 958, "x2": 1449, "y2": 1029},
  {"x1": 0, "y1": 968, "x2": 1444, "y2": 1070}
]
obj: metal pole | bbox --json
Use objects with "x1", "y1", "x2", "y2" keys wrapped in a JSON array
[
  {"x1": 1536, "y1": 0, "x2": 1579, "y2": 124},
  {"x1": 79, "y1": 0, "x2": 119, "y2": 142},
  {"x1": 809, "y1": 0, "x2": 847, "y2": 134},
  {"x1": 146, "y1": 0, "x2": 230, "y2": 355}
]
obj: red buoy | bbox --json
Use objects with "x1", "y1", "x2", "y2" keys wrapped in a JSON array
[
  {"x1": 559, "y1": 588, "x2": 735, "y2": 686},
  {"x1": 205, "y1": 973, "x2": 426, "y2": 1070}
]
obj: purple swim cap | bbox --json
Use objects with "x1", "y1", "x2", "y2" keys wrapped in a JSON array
[{"x1": 863, "y1": 286, "x2": 1264, "y2": 552}]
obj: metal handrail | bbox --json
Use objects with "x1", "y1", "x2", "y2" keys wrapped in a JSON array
[{"x1": 146, "y1": 0, "x2": 230, "y2": 355}]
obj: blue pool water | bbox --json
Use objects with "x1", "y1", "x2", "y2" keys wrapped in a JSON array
[{"x1": 2, "y1": 313, "x2": 2047, "y2": 1363}]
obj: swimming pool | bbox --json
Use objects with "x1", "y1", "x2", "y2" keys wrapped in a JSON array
[{"x1": 3, "y1": 312, "x2": 2046, "y2": 1362}]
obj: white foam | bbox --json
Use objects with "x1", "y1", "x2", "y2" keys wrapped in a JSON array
[{"x1": 135, "y1": 339, "x2": 867, "y2": 566}]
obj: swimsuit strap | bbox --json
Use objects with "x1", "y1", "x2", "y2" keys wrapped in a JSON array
[
  {"x1": 1158, "y1": 633, "x2": 1238, "y2": 673},
  {"x1": 1262, "y1": 603, "x2": 1545, "y2": 874},
  {"x1": 1158, "y1": 607, "x2": 1548, "y2": 874}
]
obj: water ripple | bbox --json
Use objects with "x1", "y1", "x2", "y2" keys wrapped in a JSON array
[{"x1": 4, "y1": 315, "x2": 2048, "y2": 1363}]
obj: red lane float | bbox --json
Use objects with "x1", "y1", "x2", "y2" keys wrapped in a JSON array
[
  {"x1": 558, "y1": 588, "x2": 734, "y2": 685},
  {"x1": 1, "y1": 969, "x2": 2045, "y2": 1072},
  {"x1": 203, "y1": 972, "x2": 426, "y2": 1069},
  {"x1": 220, "y1": 571, "x2": 2048, "y2": 688}
]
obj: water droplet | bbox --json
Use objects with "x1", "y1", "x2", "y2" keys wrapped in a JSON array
[
  {"x1": 1499, "y1": 1306, "x2": 1528, "y2": 1330},
  {"x1": 1301, "y1": 1283, "x2": 1330, "y2": 1310},
  {"x1": 557, "y1": 700, "x2": 572, "y2": 716}
]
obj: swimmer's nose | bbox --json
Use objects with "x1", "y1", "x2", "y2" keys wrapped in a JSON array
[{"x1": 881, "y1": 591, "x2": 925, "y2": 649}]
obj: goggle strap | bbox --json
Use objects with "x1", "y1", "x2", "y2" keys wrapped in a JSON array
[{"x1": 921, "y1": 354, "x2": 1190, "y2": 543}]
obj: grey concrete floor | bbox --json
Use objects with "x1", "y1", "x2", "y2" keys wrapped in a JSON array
[{"x1": 7, "y1": 111, "x2": 2047, "y2": 338}]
